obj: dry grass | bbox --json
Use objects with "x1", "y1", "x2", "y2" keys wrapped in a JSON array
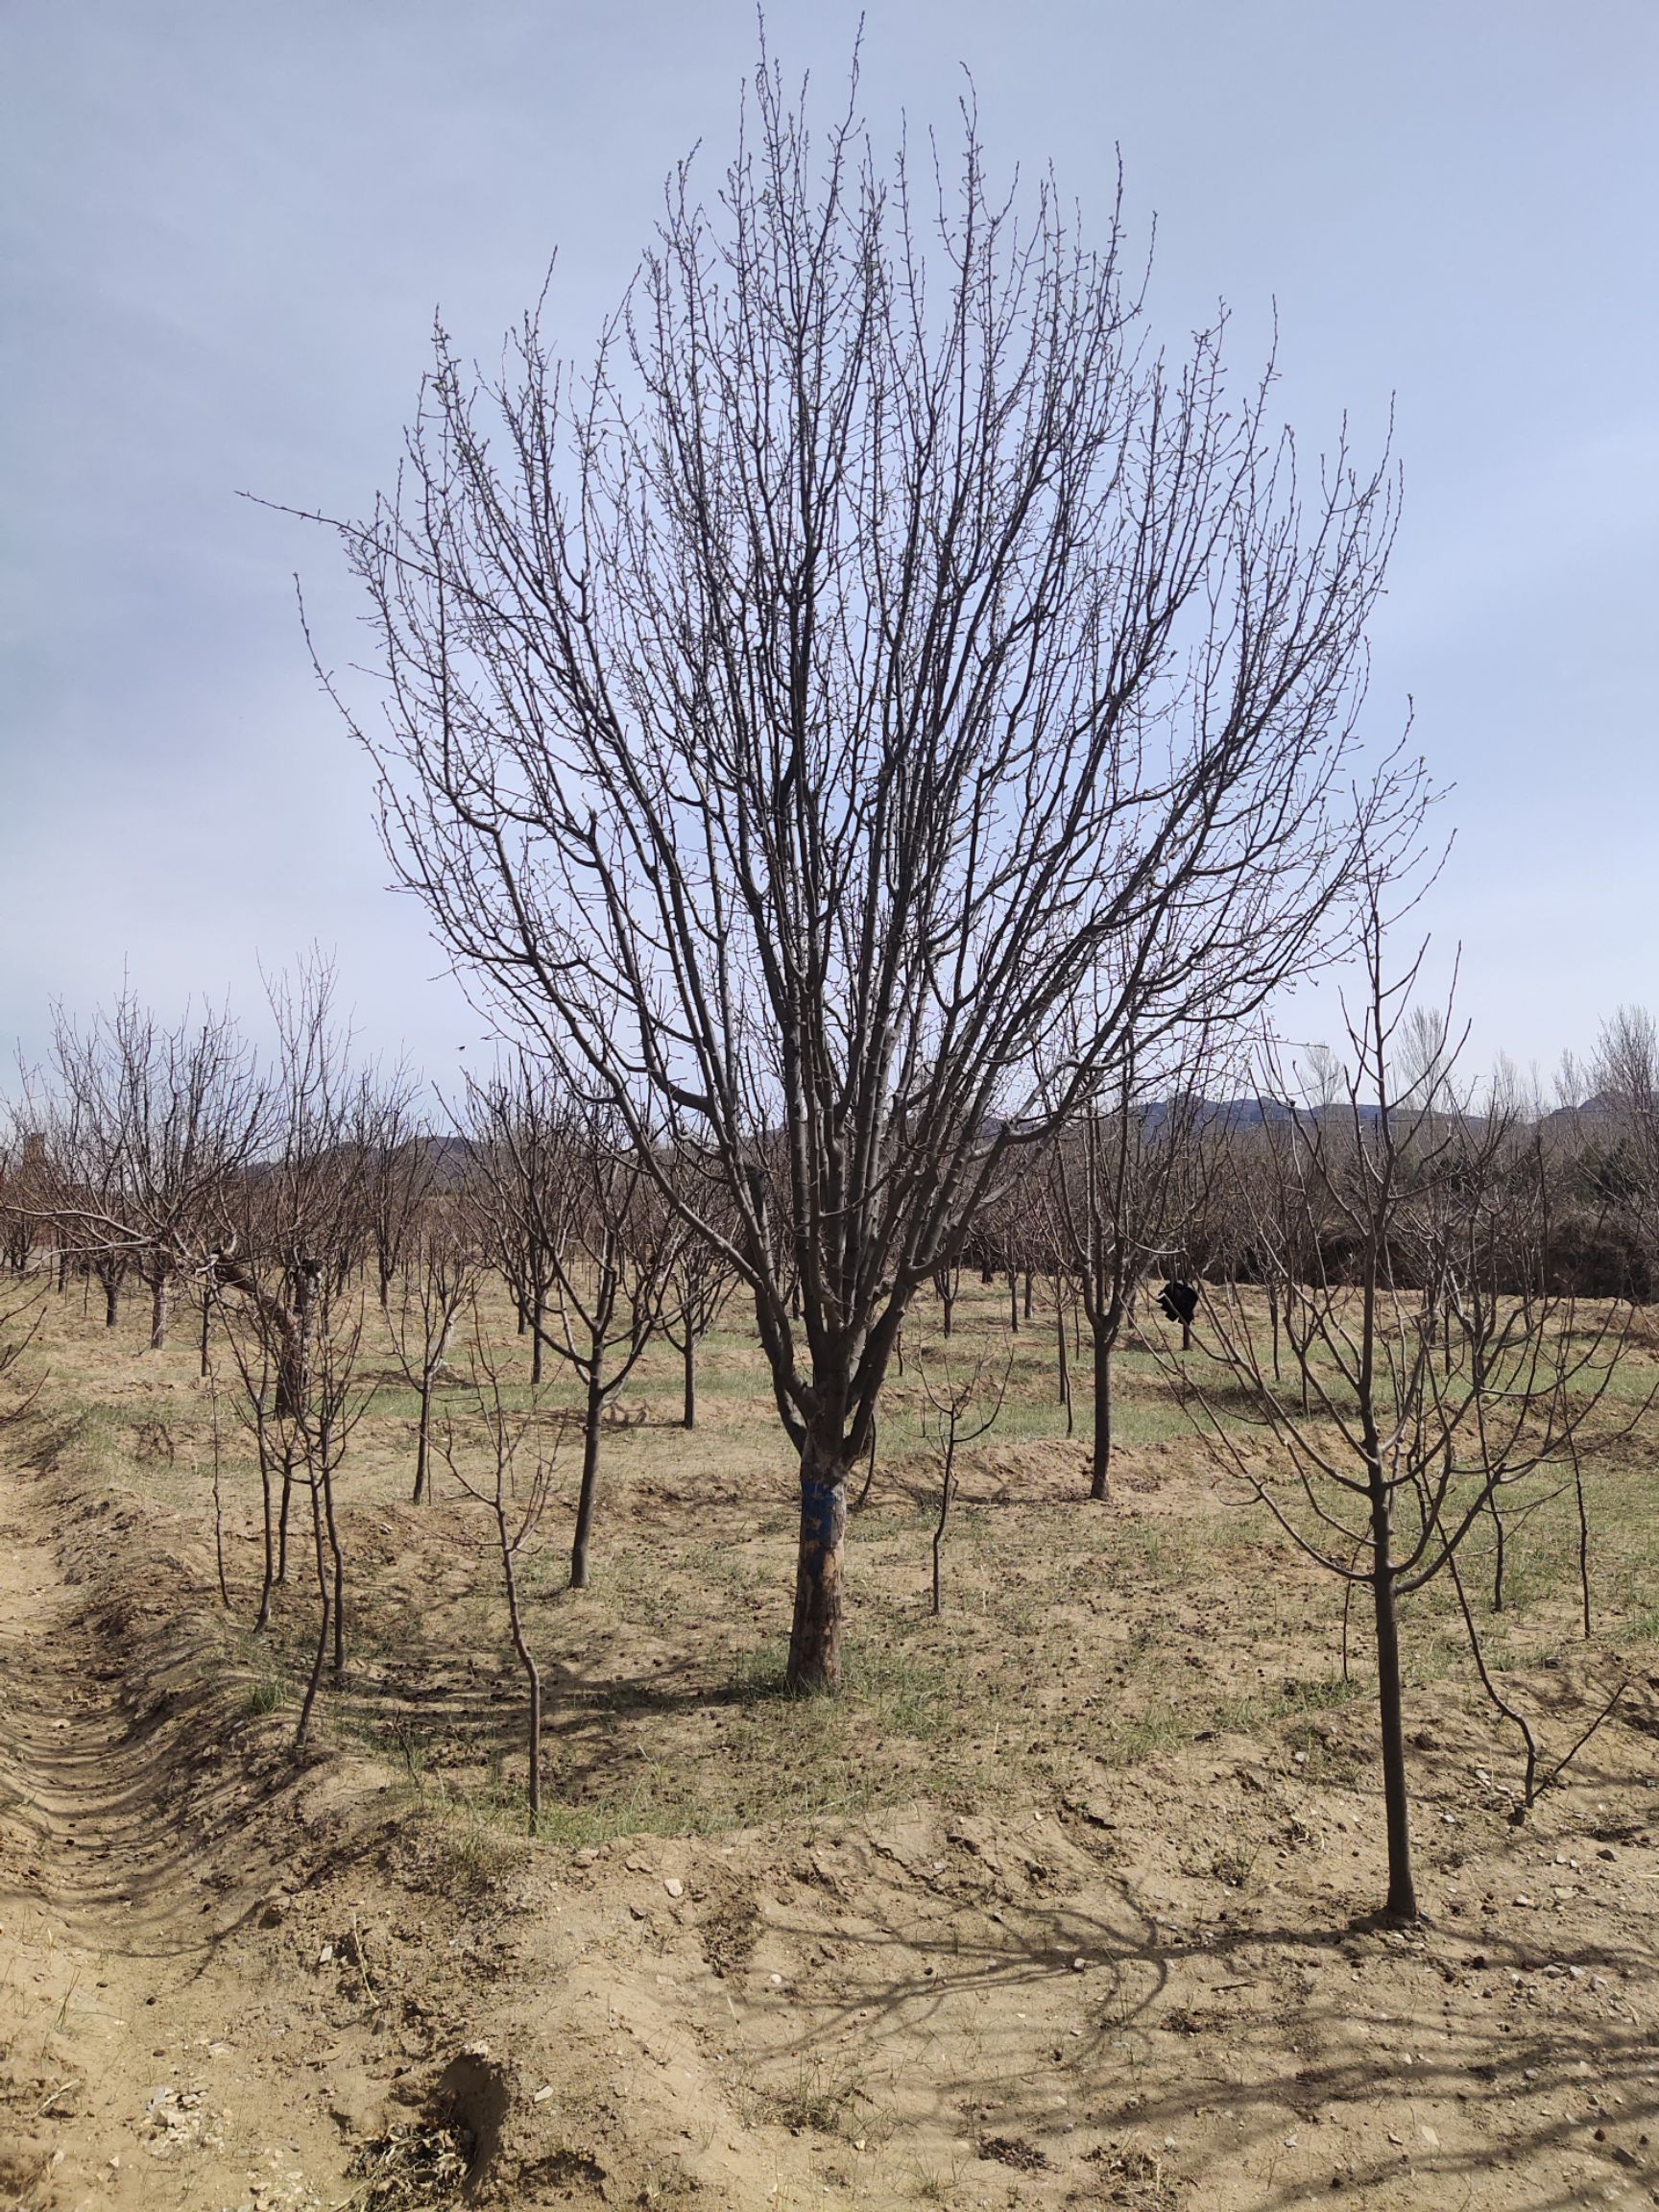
[{"x1": 18, "y1": 1267, "x2": 1658, "y2": 1851}]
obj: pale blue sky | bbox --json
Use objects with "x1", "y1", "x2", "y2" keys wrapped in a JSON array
[{"x1": 3, "y1": 1, "x2": 1655, "y2": 1086}]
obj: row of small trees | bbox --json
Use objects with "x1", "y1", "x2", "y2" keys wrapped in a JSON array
[
  {"x1": 10, "y1": 964, "x2": 1659, "y2": 1504},
  {"x1": 15, "y1": 962, "x2": 1652, "y2": 1471}
]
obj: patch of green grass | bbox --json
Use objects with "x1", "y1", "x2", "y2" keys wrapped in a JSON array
[
  {"x1": 1277, "y1": 1670, "x2": 1361, "y2": 1716},
  {"x1": 739, "y1": 2056, "x2": 868, "y2": 2138},
  {"x1": 1099, "y1": 1701, "x2": 1189, "y2": 1767},
  {"x1": 243, "y1": 1671, "x2": 285, "y2": 1719},
  {"x1": 424, "y1": 1802, "x2": 530, "y2": 1900},
  {"x1": 1208, "y1": 1817, "x2": 1265, "y2": 1887}
]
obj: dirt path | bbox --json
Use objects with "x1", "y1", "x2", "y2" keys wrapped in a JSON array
[{"x1": 0, "y1": 1461, "x2": 356, "y2": 2212}]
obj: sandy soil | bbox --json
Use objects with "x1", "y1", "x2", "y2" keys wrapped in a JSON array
[{"x1": 4, "y1": 1300, "x2": 1659, "y2": 2211}]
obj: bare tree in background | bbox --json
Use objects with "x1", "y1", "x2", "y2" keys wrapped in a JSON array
[
  {"x1": 214, "y1": 960, "x2": 373, "y2": 1621},
  {"x1": 918, "y1": 1323, "x2": 1013, "y2": 1616},
  {"x1": 0, "y1": 1126, "x2": 50, "y2": 1277},
  {"x1": 1589, "y1": 1005, "x2": 1659, "y2": 1287},
  {"x1": 660, "y1": 1205, "x2": 738, "y2": 1431},
  {"x1": 468, "y1": 1070, "x2": 678, "y2": 1587},
  {"x1": 0, "y1": 1271, "x2": 46, "y2": 1429},
  {"x1": 21, "y1": 994, "x2": 267, "y2": 1348},
  {"x1": 322, "y1": 54, "x2": 1424, "y2": 1688},
  {"x1": 215, "y1": 962, "x2": 366, "y2": 1415},
  {"x1": 387, "y1": 1200, "x2": 480, "y2": 1503},
  {"x1": 352, "y1": 1069, "x2": 441, "y2": 1311},
  {"x1": 464, "y1": 1058, "x2": 563, "y2": 1385},
  {"x1": 1047, "y1": 1029, "x2": 1212, "y2": 1501}
]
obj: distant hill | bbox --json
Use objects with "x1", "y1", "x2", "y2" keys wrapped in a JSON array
[
  {"x1": 1540, "y1": 1091, "x2": 1623, "y2": 1129},
  {"x1": 1138, "y1": 1095, "x2": 1385, "y2": 1134}
]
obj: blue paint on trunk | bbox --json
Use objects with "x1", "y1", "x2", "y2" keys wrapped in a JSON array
[{"x1": 801, "y1": 1476, "x2": 839, "y2": 1556}]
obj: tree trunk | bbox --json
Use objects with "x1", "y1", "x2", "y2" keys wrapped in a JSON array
[
  {"x1": 103, "y1": 1276, "x2": 120, "y2": 1329},
  {"x1": 294, "y1": 1479, "x2": 332, "y2": 1751},
  {"x1": 570, "y1": 1373, "x2": 605, "y2": 1589},
  {"x1": 683, "y1": 1330, "x2": 696, "y2": 1431},
  {"x1": 276, "y1": 1463, "x2": 294, "y2": 1583},
  {"x1": 931, "y1": 1435, "x2": 958, "y2": 1615},
  {"x1": 1488, "y1": 1487, "x2": 1507, "y2": 1612},
  {"x1": 526, "y1": 1666, "x2": 542, "y2": 1826},
  {"x1": 210, "y1": 1402, "x2": 230, "y2": 1608},
  {"x1": 1090, "y1": 1319, "x2": 1113, "y2": 1502},
  {"x1": 254, "y1": 1443, "x2": 276, "y2": 1631},
  {"x1": 274, "y1": 1261, "x2": 320, "y2": 1419},
  {"x1": 1056, "y1": 1290, "x2": 1071, "y2": 1434},
  {"x1": 786, "y1": 1430, "x2": 849, "y2": 1693},
  {"x1": 149, "y1": 1265, "x2": 169, "y2": 1350},
  {"x1": 323, "y1": 1461, "x2": 347, "y2": 1678},
  {"x1": 1369, "y1": 1497, "x2": 1417, "y2": 1923},
  {"x1": 500, "y1": 1531, "x2": 541, "y2": 1831},
  {"x1": 412, "y1": 1371, "x2": 434, "y2": 1503}
]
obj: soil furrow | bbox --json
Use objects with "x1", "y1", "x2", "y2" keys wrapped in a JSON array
[{"x1": 0, "y1": 1463, "x2": 357, "y2": 2211}]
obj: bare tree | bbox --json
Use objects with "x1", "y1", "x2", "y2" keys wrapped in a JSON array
[
  {"x1": 213, "y1": 1278, "x2": 302, "y2": 1631},
  {"x1": 918, "y1": 1324, "x2": 1013, "y2": 1615},
  {"x1": 387, "y1": 1201, "x2": 481, "y2": 1503},
  {"x1": 463, "y1": 1058, "x2": 563, "y2": 1385},
  {"x1": 28, "y1": 992, "x2": 267, "y2": 1349},
  {"x1": 1186, "y1": 890, "x2": 1635, "y2": 1924},
  {"x1": 213, "y1": 959, "x2": 373, "y2": 1623},
  {"x1": 660, "y1": 1207, "x2": 738, "y2": 1431},
  {"x1": 291, "y1": 1290, "x2": 375, "y2": 1749},
  {"x1": 0, "y1": 1125, "x2": 50, "y2": 1277},
  {"x1": 215, "y1": 960, "x2": 366, "y2": 1415},
  {"x1": 322, "y1": 54, "x2": 1424, "y2": 1688},
  {"x1": 440, "y1": 1311, "x2": 561, "y2": 1829},
  {"x1": 0, "y1": 1272, "x2": 46, "y2": 1430},
  {"x1": 468, "y1": 1070, "x2": 678, "y2": 1586},
  {"x1": 351, "y1": 1068, "x2": 441, "y2": 1311},
  {"x1": 1588, "y1": 1004, "x2": 1659, "y2": 1284},
  {"x1": 1047, "y1": 1031, "x2": 1212, "y2": 1501}
]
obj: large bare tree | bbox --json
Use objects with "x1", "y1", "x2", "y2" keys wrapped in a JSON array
[{"x1": 321, "y1": 59, "x2": 1423, "y2": 1688}]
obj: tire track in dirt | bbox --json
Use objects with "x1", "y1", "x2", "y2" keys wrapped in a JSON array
[
  {"x1": 0, "y1": 1461, "x2": 357, "y2": 2211},
  {"x1": 0, "y1": 1506, "x2": 190, "y2": 1941}
]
